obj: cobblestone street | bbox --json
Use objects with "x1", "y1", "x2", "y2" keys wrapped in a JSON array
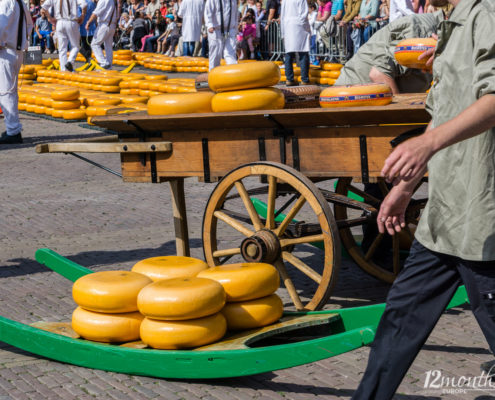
[{"x1": 0, "y1": 112, "x2": 494, "y2": 400}]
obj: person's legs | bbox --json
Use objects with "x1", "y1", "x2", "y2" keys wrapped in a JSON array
[
  {"x1": 67, "y1": 21, "x2": 81, "y2": 65},
  {"x1": 0, "y1": 49, "x2": 23, "y2": 141},
  {"x1": 42, "y1": 31, "x2": 54, "y2": 52},
  {"x1": 91, "y1": 24, "x2": 109, "y2": 66},
  {"x1": 284, "y1": 52, "x2": 295, "y2": 84},
  {"x1": 207, "y1": 31, "x2": 223, "y2": 70},
  {"x1": 201, "y1": 36, "x2": 208, "y2": 58},
  {"x1": 352, "y1": 240, "x2": 462, "y2": 400},
  {"x1": 56, "y1": 22, "x2": 69, "y2": 70},
  {"x1": 80, "y1": 35, "x2": 92, "y2": 62},
  {"x1": 103, "y1": 25, "x2": 116, "y2": 66},
  {"x1": 309, "y1": 34, "x2": 316, "y2": 64},
  {"x1": 299, "y1": 52, "x2": 309, "y2": 83},
  {"x1": 223, "y1": 32, "x2": 237, "y2": 65}
]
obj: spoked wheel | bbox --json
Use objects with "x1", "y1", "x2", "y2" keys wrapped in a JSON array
[
  {"x1": 334, "y1": 177, "x2": 427, "y2": 283},
  {"x1": 202, "y1": 162, "x2": 341, "y2": 311}
]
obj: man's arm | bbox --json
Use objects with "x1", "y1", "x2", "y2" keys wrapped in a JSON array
[
  {"x1": 382, "y1": 94, "x2": 495, "y2": 183},
  {"x1": 369, "y1": 67, "x2": 400, "y2": 94},
  {"x1": 264, "y1": 7, "x2": 276, "y2": 30}
]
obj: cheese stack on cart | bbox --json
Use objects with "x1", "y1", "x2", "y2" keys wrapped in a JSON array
[{"x1": 198, "y1": 263, "x2": 284, "y2": 331}]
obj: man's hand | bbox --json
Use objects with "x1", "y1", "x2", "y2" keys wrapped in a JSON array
[
  {"x1": 377, "y1": 185, "x2": 414, "y2": 235},
  {"x1": 418, "y1": 33, "x2": 438, "y2": 70},
  {"x1": 85, "y1": 22, "x2": 90, "y2": 30},
  {"x1": 77, "y1": 15, "x2": 85, "y2": 25},
  {"x1": 38, "y1": 33, "x2": 42, "y2": 39},
  {"x1": 381, "y1": 134, "x2": 434, "y2": 183}
]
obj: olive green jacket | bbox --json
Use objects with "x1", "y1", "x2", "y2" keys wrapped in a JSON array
[{"x1": 342, "y1": 0, "x2": 362, "y2": 23}]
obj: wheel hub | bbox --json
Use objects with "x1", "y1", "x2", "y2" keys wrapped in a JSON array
[{"x1": 240, "y1": 229, "x2": 281, "y2": 264}]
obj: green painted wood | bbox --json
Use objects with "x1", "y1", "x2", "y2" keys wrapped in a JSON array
[
  {"x1": 35, "y1": 248, "x2": 93, "y2": 281},
  {"x1": 5, "y1": 248, "x2": 466, "y2": 379}
]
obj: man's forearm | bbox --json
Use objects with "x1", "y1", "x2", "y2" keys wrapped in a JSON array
[{"x1": 369, "y1": 67, "x2": 399, "y2": 94}]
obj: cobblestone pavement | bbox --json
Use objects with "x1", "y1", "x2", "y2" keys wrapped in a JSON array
[{"x1": 0, "y1": 107, "x2": 494, "y2": 400}]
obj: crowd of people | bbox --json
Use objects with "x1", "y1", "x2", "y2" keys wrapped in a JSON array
[{"x1": 25, "y1": 0, "x2": 449, "y2": 64}]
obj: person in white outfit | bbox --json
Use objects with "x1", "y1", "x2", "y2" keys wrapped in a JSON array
[
  {"x1": 177, "y1": 0, "x2": 204, "y2": 56},
  {"x1": 41, "y1": 0, "x2": 87, "y2": 71},
  {"x1": 204, "y1": 0, "x2": 238, "y2": 70},
  {"x1": 86, "y1": 0, "x2": 118, "y2": 69},
  {"x1": 280, "y1": 0, "x2": 310, "y2": 86},
  {"x1": 389, "y1": 0, "x2": 414, "y2": 22},
  {"x1": 0, "y1": 0, "x2": 33, "y2": 144}
]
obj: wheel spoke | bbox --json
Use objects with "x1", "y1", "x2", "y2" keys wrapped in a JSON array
[
  {"x1": 280, "y1": 234, "x2": 325, "y2": 248},
  {"x1": 274, "y1": 260, "x2": 304, "y2": 310},
  {"x1": 282, "y1": 251, "x2": 322, "y2": 284},
  {"x1": 346, "y1": 185, "x2": 381, "y2": 205},
  {"x1": 274, "y1": 196, "x2": 306, "y2": 237},
  {"x1": 214, "y1": 211, "x2": 254, "y2": 237},
  {"x1": 212, "y1": 247, "x2": 241, "y2": 258},
  {"x1": 266, "y1": 175, "x2": 277, "y2": 229},
  {"x1": 393, "y1": 233, "x2": 401, "y2": 275},
  {"x1": 364, "y1": 233, "x2": 384, "y2": 261},
  {"x1": 234, "y1": 181, "x2": 263, "y2": 231}
]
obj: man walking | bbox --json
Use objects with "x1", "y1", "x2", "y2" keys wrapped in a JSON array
[{"x1": 86, "y1": 0, "x2": 118, "y2": 69}]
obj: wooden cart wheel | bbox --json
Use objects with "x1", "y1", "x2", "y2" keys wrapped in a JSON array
[
  {"x1": 202, "y1": 162, "x2": 341, "y2": 311},
  {"x1": 334, "y1": 177, "x2": 427, "y2": 283}
]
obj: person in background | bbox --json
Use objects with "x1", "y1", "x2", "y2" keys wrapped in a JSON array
[
  {"x1": 131, "y1": 10, "x2": 148, "y2": 50},
  {"x1": 308, "y1": 2, "x2": 318, "y2": 65},
  {"x1": 0, "y1": 0, "x2": 33, "y2": 145},
  {"x1": 159, "y1": 0, "x2": 167, "y2": 16},
  {"x1": 157, "y1": 13, "x2": 179, "y2": 55},
  {"x1": 339, "y1": 0, "x2": 361, "y2": 58},
  {"x1": 236, "y1": 14, "x2": 255, "y2": 59},
  {"x1": 34, "y1": 4, "x2": 55, "y2": 52},
  {"x1": 376, "y1": 0, "x2": 389, "y2": 26},
  {"x1": 389, "y1": 0, "x2": 414, "y2": 22},
  {"x1": 264, "y1": 0, "x2": 279, "y2": 31},
  {"x1": 86, "y1": 0, "x2": 118, "y2": 69},
  {"x1": 351, "y1": 0, "x2": 379, "y2": 52},
  {"x1": 280, "y1": 0, "x2": 310, "y2": 86},
  {"x1": 145, "y1": 0, "x2": 160, "y2": 18},
  {"x1": 41, "y1": 0, "x2": 87, "y2": 71},
  {"x1": 143, "y1": 8, "x2": 166, "y2": 51},
  {"x1": 79, "y1": 0, "x2": 95, "y2": 63},
  {"x1": 177, "y1": 0, "x2": 203, "y2": 56},
  {"x1": 200, "y1": 22, "x2": 208, "y2": 57},
  {"x1": 204, "y1": 0, "x2": 238, "y2": 70},
  {"x1": 255, "y1": 1, "x2": 265, "y2": 33}
]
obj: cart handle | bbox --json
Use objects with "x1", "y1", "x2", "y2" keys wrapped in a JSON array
[
  {"x1": 389, "y1": 126, "x2": 426, "y2": 148},
  {"x1": 35, "y1": 140, "x2": 172, "y2": 154}
]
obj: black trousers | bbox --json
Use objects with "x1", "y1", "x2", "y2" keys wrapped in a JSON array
[
  {"x1": 80, "y1": 35, "x2": 93, "y2": 62},
  {"x1": 352, "y1": 240, "x2": 495, "y2": 400}
]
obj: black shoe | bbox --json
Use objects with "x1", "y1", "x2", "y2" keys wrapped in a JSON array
[
  {"x1": 286, "y1": 80, "x2": 299, "y2": 87},
  {"x1": 102, "y1": 64, "x2": 112, "y2": 70},
  {"x1": 481, "y1": 360, "x2": 495, "y2": 377},
  {"x1": 65, "y1": 62, "x2": 74, "y2": 72},
  {"x1": 301, "y1": 81, "x2": 311, "y2": 85},
  {"x1": 0, "y1": 131, "x2": 23, "y2": 144}
]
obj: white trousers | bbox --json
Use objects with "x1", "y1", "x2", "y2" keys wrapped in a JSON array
[
  {"x1": 207, "y1": 29, "x2": 237, "y2": 70},
  {"x1": 56, "y1": 20, "x2": 81, "y2": 70},
  {"x1": 0, "y1": 48, "x2": 22, "y2": 135},
  {"x1": 91, "y1": 23, "x2": 116, "y2": 67}
]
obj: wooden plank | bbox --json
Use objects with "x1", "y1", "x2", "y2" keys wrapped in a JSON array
[
  {"x1": 35, "y1": 141, "x2": 172, "y2": 154},
  {"x1": 92, "y1": 94, "x2": 429, "y2": 133},
  {"x1": 169, "y1": 179, "x2": 190, "y2": 257}
]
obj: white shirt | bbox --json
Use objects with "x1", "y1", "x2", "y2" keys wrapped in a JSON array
[
  {"x1": 280, "y1": 0, "x2": 310, "y2": 52},
  {"x1": 389, "y1": 0, "x2": 414, "y2": 22},
  {"x1": 204, "y1": 0, "x2": 238, "y2": 33},
  {"x1": 308, "y1": 10, "x2": 316, "y2": 36},
  {"x1": 0, "y1": 0, "x2": 33, "y2": 50},
  {"x1": 177, "y1": 0, "x2": 204, "y2": 42},
  {"x1": 93, "y1": 0, "x2": 118, "y2": 25},
  {"x1": 42, "y1": 0, "x2": 87, "y2": 21}
]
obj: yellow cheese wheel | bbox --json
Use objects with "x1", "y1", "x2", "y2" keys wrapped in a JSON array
[
  {"x1": 100, "y1": 85, "x2": 120, "y2": 93},
  {"x1": 140, "y1": 313, "x2": 227, "y2": 349},
  {"x1": 72, "y1": 270, "x2": 152, "y2": 313},
  {"x1": 145, "y1": 74, "x2": 168, "y2": 81},
  {"x1": 120, "y1": 95, "x2": 148, "y2": 104},
  {"x1": 34, "y1": 105, "x2": 46, "y2": 114},
  {"x1": 63, "y1": 109, "x2": 87, "y2": 120},
  {"x1": 92, "y1": 98, "x2": 121, "y2": 107},
  {"x1": 197, "y1": 263, "x2": 280, "y2": 302},
  {"x1": 99, "y1": 77, "x2": 123, "y2": 86},
  {"x1": 137, "y1": 277, "x2": 226, "y2": 320},
  {"x1": 319, "y1": 83, "x2": 393, "y2": 108},
  {"x1": 18, "y1": 102, "x2": 27, "y2": 111},
  {"x1": 20, "y1": 65, "x2": 36, "y2": 74},
  {"x1": 321, "y1": 62, "x2": 344, "y2": 71},
  {"x1": 211, "y1": 88, "x2": 285, "y2": 112},
  {"x1": 321, "y1": 70, "x2": 341, "y2": 79},
  {"x1": 221, "y1": 294, "x2": 284, "y2": 330},
  {"x1": 72, "y1": 307, "x2": 144, "y2": 343},
  {"x1": 138, "y1": 80, "x2": 151, "y2": 90},
  {"x1": 52, "y1": 109, "x2": 65, "y2": 118},
  {"x1": 147, "y1": 92, "x2": 214, "y2": 115},
  {"x1": 25, "y1": 104, "x2": 37, "y2": 113},
  {"x1": 18, "y1": 73, "x2": 36, "y2": 80},
  {"x1": 394, "y1": 38, "x2": 437, "y2": 70},
  {"x1": 132, "y1": 256, "x2": 208, "y2": 281},
  {"x1": 51, "y1": 99, "x2": 82, "y2": 110},
  {"x1": 208, "y1": 61, "x2": 280, "y2": 92},
  {"x1": 85, "y1": 105, "x2": 122, "y2": 116},
  {"x1": 51, "y1": 88, "x2": 80, "y2": 101}
]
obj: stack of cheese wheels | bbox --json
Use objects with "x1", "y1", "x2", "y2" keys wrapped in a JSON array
[
  {"x1": 132, "y1": 255, "x2": 208, "y2": 282},
  {"x1": 18, "y1": 65, "x2": 36, "y2": 83},
  {"x1": 138, "y1": 277, "x2": 227, "y2": 349},
  {"x1": 197, "y1": 263, "x2": 283, "y2": 330},
  {"x1": 319, "y1": 83, "x2": 393, "y2": 108},
  {"x1": 209, "y1": 61, "x2": 285, "y2": 112},
  {"x1": 394, "y1": 38, "x2": 437, "y2": 70},
  {"x1": 71, "y1": 271, "x2": 152, "y2": 343},
  {"x1": 50, "y1": 88, "x2": 86, "y2": 120}
]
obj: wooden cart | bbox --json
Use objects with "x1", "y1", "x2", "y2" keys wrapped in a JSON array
[{"x1": 36, "y1": 93, "x2": 430, "y2": 311}]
